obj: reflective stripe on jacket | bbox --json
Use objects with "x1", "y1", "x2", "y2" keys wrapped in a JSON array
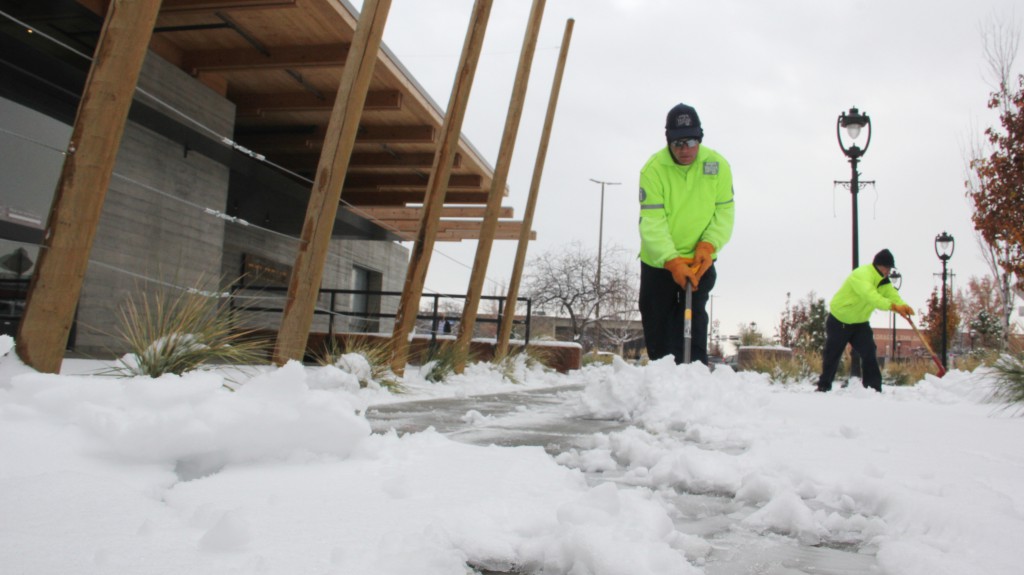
[
  {"x1": 829, "y1": 263, "x2": 907, "y2": 324},
  {"x1": 638, "y1": 145, "x2": 735, "y2": 267}
]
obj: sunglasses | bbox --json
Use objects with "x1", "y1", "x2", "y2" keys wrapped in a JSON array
[{"x1": 670, "y1": 138, "x2": 700, "y2": 149}]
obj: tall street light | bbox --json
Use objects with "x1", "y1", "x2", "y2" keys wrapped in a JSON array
[
  {"x1": 590, "y1": 178, "x2": 620, "y2": 351},
  {"x1": 835, "y1": 107, "x2": 873, "y2": 270},
  {"x1": 935, "y1": 231, "x2": 955, "y2": 370},
  {"x1": 836, "y1": 106, "x2": 873, "y2": 378},
  {"x1": 889, "y1": 269, "x2": 902, "y2": 362}
]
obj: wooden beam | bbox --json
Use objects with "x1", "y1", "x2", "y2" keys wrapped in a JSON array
[
  {"x1": 344, "y1": 173, "x2": 481, "y2": 189},
  {"x1": 350, "y1": 151, "x2": 457, "y2": 169},
  {"x1": 378, "y1": 219, "x2": 525, "y2": 232},
  {"x1": 389, "y1": 0, "x2": 493, "y2": 375},
  {"x1": 273, "y1": 0, "x2": 392, "y2": 364},
  {"x1": 235, "y1": 124, "x2": 435, "y2": 151},
  {"x1": 497, "y1": 19, "x2": 573, "y2": 356},
  {"x1": 432, "y1": 233, "x2": 463, "y2": 242},
  {"x1": 357, "y1": 124, "x2": 435, "y2": 143},
  {"x1": 339, "y1": 190, "x2": 490, "y2": 206},
  {"x1": 17, "y1": 0, "x2": 164, "y2": 373},
  {"x1": 446, "y1": 229, "x2": 535, "y2": 241},
  {"x1": 456, "y1": 0, "x2": 545, "y2": 371},
  {"x1": 390, "y1": 230, "x2": 533, "y2": 242},
  {"x1": 234, "y1": 90, "x2": 401, "y2": 117},
  {"x1": 343, "y1": 205, "x2": 511, "y2": 220},
  {"x1": 182, "y1": 43, "x2": 350, "y2": 74},
  {"x1": 272, "y1": 151, "x2": 451, "y2": 172},
  {"x1": 161, "y1": 0, "x2": 296, "y2": 12}
]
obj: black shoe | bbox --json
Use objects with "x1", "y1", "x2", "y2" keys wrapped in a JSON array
[{"x1": 815, "y1": 386, "x2": 830, "y2": 393}]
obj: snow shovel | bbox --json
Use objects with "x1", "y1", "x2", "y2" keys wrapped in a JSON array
[
  {"x1": 683, "y1": 282, "x2": 693, "y2": 364},
  {"x1": 904, "y1": 316, "x2": 947, "y2": 377}
]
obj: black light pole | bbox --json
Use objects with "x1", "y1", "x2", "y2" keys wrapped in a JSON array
[
  {"x1": 590, "y1": 178, "x2": 620, "y2": 351},
  {"x1": 935, "y1": 232, "x2": 955, "y2": 370},
  {"x1": 889, "y1": 269, "x2": 902, "y2": 361},
  {"x1": 836, "y1": 107, "x2": 872, "y2": 377},
  {"x1": 836, "y1": 107, "x2": 873, "y2": 270}
]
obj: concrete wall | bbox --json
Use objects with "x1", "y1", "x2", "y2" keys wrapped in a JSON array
[
  {"x1": 74, "y1": 53, "x2": 235, "y2": 357},
  {"x1": 221, "y1": 228, "x2": 409, "y2": 336}
]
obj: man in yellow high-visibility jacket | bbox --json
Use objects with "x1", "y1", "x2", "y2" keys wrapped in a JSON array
[
  {"x1": 816, "y1": 249, "x2": 914, "y2": 392},
  {"x1": 639, "y1": 103, "x2": 735, "y2": 364}
]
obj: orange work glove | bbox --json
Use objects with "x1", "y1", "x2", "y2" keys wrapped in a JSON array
[
  {"x1": 891, "y1": 304, "x2": 914, "y2": 317},
  {"x1": 691, "y1": 241, "x2": 715, "y2": 281},
  {"x1": 664, "y1": 257, "x2": 698, "y2": 289}
]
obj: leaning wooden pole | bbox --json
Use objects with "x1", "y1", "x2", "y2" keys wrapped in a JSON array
[
  {"x1": 389, "y1": 0, "x2": 494, "y2": 375},
  {"x1": 453, "y1": 0, "x2": 546, "y2": 372},
  {"x1": 16, "y1": 0, "x2": 164, "y2": 374},
  {"x1": 496, "y1": 18, "x2": 574, "y2": 358},
  {"x1": 273, "y1": 0, "x2": 392, "y2": 365}
]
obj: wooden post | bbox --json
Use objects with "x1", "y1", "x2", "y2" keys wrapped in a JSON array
[
  {"x1": 454, "y1": 0, "x2": 546, "y2": 372},
  {"x1": 389, "y1": 0, "x2": 493, "y2": 375},
  {"x1": 273, "y1": 0, "x2": 392, "y2": 365},
  {"x1": 15, "y1": 0, "x2": 164, "y2": 374},
  {"x1": 496, "y1": 18, "x2": 574, "y2": 358}
]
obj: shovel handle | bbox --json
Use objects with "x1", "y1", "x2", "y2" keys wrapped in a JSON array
[
  {"x1": 683, "y1": 282, "x2": 693, "y2": 364},
  {"x1": 904, "y1": 316, "x2": 947, "y2": 377}
]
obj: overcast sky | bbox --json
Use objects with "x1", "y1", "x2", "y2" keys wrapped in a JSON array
[{"x1": 359, "y1": 0, "x2": 1023, "y2": 341}]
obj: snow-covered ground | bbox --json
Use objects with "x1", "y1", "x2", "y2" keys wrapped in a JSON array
[{"x1": 1, "y1": 334, "x2": 1021, "y2": 575}]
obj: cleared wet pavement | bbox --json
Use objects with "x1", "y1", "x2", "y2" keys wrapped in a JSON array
[{"x1": 366, "y1": 385, "x2": 881, "y2": 575}]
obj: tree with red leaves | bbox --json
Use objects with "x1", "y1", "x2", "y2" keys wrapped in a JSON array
[{"x1": 968, "y1": 75, "x2": 1024, "y2": 292}]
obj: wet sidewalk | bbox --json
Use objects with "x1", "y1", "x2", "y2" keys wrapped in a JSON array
[{"x1": 366, "y1": 386, "x2": 881, "y2": 575}]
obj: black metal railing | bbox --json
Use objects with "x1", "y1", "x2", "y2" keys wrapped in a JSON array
[
  {"x1": 0, "y1": 278, "x2": 29, "y2": 337},
  {"x1": 228, "y1": 284, "x2": 533, "y2": 346}
]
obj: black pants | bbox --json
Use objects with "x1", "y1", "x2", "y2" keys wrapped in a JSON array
[
  {"x1": 639, "y1": 261, "x2": 716, "y2": 365},
  {"x1": 817, "y1": 313, "x2": 881, "y2": 392}
]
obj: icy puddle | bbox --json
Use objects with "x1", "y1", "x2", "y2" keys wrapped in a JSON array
[{"x1": 366, "y1": 385, "x2": 882, "y2": 574}]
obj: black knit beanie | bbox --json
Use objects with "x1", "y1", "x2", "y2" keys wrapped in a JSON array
[{"x1": 873, "y1": 249, "x2": 895, "y2": 268}]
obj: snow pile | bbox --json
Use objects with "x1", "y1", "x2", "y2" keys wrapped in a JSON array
[
  {"x1": 558, "y1": 357, "x2": 1024, "y2": 575},
  {"x1": 0, "y1": 339, "x2": 691, "y2": 575},
  {"x1": 2, "y1": 337, "x2": 1023, "y2": 575}
]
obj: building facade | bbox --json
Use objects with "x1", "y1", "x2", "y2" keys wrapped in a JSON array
[{"x1": 0, "y1": 5, "x2": 411, "y2": 357}]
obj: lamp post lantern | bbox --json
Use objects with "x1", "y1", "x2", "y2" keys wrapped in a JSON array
[
  {"x1": 836, "y1": 107, "x2": 873, "y2": 270},
  {"x1": 934, "y1": 231, "x2": 955, "y2": 370},
  {"x1": 889, "y1": 269, "x2": 902, "y2": 361},
  {"x1": 590, "y1": 178, "x2": 620, "y2": 351}
]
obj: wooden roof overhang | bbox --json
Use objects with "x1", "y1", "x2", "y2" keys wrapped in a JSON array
[{"x1": 15, "y1": 0, "x2": 528, "y2": 242}]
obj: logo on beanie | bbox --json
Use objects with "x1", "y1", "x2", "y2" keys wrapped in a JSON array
[{"x1": 675, "y1": 114, "x2": 693, "y2": 127}]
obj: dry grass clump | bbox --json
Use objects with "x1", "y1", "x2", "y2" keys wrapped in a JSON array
[
  {"x1": 422, "y1": 341, "x2": 473, "y2": 383},
  {"x1": 882, "y1": 358, "x2": 936, "y2": 387},
  {"x1": 745, "y1": 350, "x2": 820, "y2": 384},
  {"x1": 109, "y1": 286, "x2": 270, "y2": 378},
  {"x1": 312, "y1": 336, "x2": 403, "y2": 391},
  {"x1": 494, "y1": 345, "x2": 556, "y2": 384}
]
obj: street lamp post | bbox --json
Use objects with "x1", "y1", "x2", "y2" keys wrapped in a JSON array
[
  {"x1": 835, "y1": 107, "x2": 873, "y2": 269},
  {"x1": 935, "y1": 231, "x2": 955, "y2": 370},
  {"x1": 836, "y1": 106, "x2": 873, "y2": 377},
  {"x1": 889, "y1": 269, "x2": 902, "y2": 362},
  {"x1": 590, "y1": 178, "x2": 620, "y2": 351}
]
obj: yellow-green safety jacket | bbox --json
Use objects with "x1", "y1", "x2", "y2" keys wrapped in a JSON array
[
  {"x1": 639, "y1": 145, "x2": 735, "y2": 267},
  {"x1": 829, "y1": 263, "x2": 907, "y2": 324}
]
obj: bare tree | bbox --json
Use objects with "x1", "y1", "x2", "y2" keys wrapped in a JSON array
[
  {"x1": 598, "y1": 251, "x2": 641, "y2": 355},
  {"x1": 524, "y1": 241, "x2": 637, "y2": 350}
]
